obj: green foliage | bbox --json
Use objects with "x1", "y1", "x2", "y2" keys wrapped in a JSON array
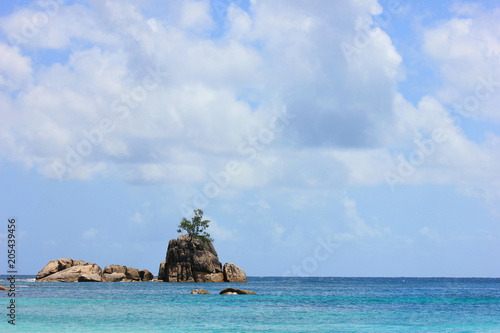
[{"x1": 177, "y1": 209, "x2": 214, "y2": 245}]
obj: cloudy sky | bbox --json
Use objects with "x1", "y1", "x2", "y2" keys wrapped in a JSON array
[{"x1": 1, "y1": 0, "x2": 499, "y2": 277}]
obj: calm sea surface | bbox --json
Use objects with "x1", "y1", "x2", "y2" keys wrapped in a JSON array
[{"x1": 1, "y1": 276, "x2": 499, "y2": 332}]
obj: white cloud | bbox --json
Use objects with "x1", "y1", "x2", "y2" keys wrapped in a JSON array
[
  {"x1": 0, "y1": 0, "x2": 499, "y2": 208},
  {"x1": 82, "y1": 228, "x2": 98, "y2": 241},
  {"x1": 423, "y1": 5, "x2": 500, "y2": 120},
  {"x1": 130, "y1": 212, "x2": 144, "y2": 224}
]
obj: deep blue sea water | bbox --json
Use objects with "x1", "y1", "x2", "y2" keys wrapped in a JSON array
[{"x1": 1, "y1": 276, "x2": 499, "y2": 332}]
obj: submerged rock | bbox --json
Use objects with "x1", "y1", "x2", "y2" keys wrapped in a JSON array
[
  {"x1": 219, "y1": 288, "x2": 257, "y2": 295},
  {"x1": 190, "y1": 288, "x2": 210, "y2": 294}
]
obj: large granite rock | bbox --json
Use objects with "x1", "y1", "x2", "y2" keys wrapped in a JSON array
[
  {"x1": 103, "y1": 265, "x2": 127, "y2": 275},
  {"x1": 102, "y1": 272, "x2": 126, "y2": 282},
  {"x1": 223, "y1": 263, "x2": 247, "y2": 283},
  {"x1": 102, "y1": 265, "x2": 127, "y2": 282},
  {"x1": 126, "y1": 268, "x2": 141, "y2": 281},
  {"x1": 160, "y1": 234, "x2": 224, "y2": 282},
  {"x1": 140, "y1": 270, "x2": 154, "y2": 281},
  {"x1": 36, "y1": 262, "x2": 102, "y2": 282}
]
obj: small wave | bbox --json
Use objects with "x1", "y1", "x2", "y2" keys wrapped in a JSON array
[{"x1": 17, "y1": 278, "x2": 36, "y2": 282}]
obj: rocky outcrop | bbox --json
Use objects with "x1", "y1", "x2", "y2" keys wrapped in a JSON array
[
  {"x1": 223, "y1": 263, "x2": 247, "y2": 282},
  {"x1": 220, "y1": 288, "x2": 257, "y2": 295},
  {"x1": 36, "y1": 259, "x2": 155, "y2": 283},
  {"x1": 190, "y1": 288, "x2": 210, "y2": 294},
  {"x1": 158, "y1": 234, "x2": 247, "y2": 283},
  {"x1": 102, "y1": 265, "x2": 127, "y2": 282},
  {"x1": 36, "y1": 258, "x2": 84, "y2": 280},
  {"x1": 140, "y1": 270, "x2": 154, "y2": 281},
  {"x1": 36, "y1": 261, "x2": 102, "y2": 282},
  {"x1": 160, "y1": 234, "x2": 224, "y2": 282}
]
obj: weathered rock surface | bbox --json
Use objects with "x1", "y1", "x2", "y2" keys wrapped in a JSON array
[
  {"x1": 220, "y1": 288, "x2": 257, "y2": 295},
  {"x1": 160, "y1": 234, "x2": 224, "y2": 282},
  {"x1": 37, "y1": 262, "x2": 102, "y2": 282},
  {"x1": 190, "y1": 288, "x2": 210, "y2": 294},
  {"x1": 223, "y1": 263, "x2": 247, "y2": 283},
  {"x1": 78, "y1": 273, "x2": 102, "y2": 282},
  {"x1": 126, "y1": 268, "x2": 140, "y2": 281},
  {"x1": 36, "y1": 259, "x2": 157, "y2": 283},
  {"x1": 140, "y1": 269, "x2": 154, "y2": 281},
  {"x1": 102, "y1": 272, "x2": 126, "y2": 282},
  {"x1": 102, "y1": 265, "x2": 127, "y2": 282},
  {"x1": 158, "y1": 262, "x2": 167, "y2": 281},
  {"x1": 103, "y1": 265, "x2": 127, "y2": 275},
  {"x1": 36, "y1": 259, "x2": 60, "y2": 280}
]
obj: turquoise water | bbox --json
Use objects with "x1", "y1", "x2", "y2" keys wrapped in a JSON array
[{"x1": 1, "y1": 276, "x2": 499, "y2": 332}]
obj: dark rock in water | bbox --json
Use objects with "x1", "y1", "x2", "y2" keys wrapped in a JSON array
[
  {"x1": 190, "y1": 288, "x2": 210, "y2": 294},
  {"x1": 140, "y1": 269, "x2": 154, "y2": 281},
  {"x1": 160, "y1": 234, "x2": 224, "y2": 282},
  {"x1": 126, "y1": 268, "x2": 141, "y2": 281},
  {"x1": 158, "y1": 262, "x2": 167, "y2": 281},
  {"x1": 220, "y1": 288, "x2": 257, "y2": 295},
  {"x1": 223, "y1": 263, "x2": 247, "y2": 282},
  {"x1": 37, "y1": 261, "x2": 102, "y2": 282}
]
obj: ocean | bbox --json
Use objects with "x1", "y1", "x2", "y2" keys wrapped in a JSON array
[{"x1": 1, "y1": 276, "x2": 499, "y2": 332}]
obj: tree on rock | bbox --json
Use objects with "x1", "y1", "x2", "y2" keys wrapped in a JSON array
[{"x1": 177, "y1": 209, "x2": 214, "y2": 245}]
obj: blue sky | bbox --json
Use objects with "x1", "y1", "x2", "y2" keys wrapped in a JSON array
[{"x1": 1, "y1": 0, "x2": 500, "y2": 277}]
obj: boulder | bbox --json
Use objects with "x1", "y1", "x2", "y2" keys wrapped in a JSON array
[
  {"x1": 36, "y1": 260, "x2": 59, "y2": 280},
  {"x1": 73, "y1": 260, "x2": 86, "y2": 266},
  {"x1": 126, "y1": 267, "x2": 140, "y2": 281},
  {"x1": 139, "y1": 270, "x2": 154, "y2": 281},
  {"x1": 220, "y1": 288, "x2": 257, "y2": 295},
  {"x1": 103, "y1": 265, "x2": 127, "y2": 275},
  {"x1": 190, "y1": 288, "x2": 210, "y2": 294},
  {"x1": 57, "y1": 258, "x2": 73, "y2": 271},
  {"x1": 78, "y1": 273, "x2": 102, "y2": 282},
  {"x1": 223, "y1": 263, "x2": 247, "y2": 283},
  {"x1": 37, "y1": 263, "x2": 102, "y2": 282},
  {"x1": 160, "y1": 234, "x2": 223, "y2": 282},
  {"x1": 102, "y1": 272, "x2": 126, "y2": 282}
]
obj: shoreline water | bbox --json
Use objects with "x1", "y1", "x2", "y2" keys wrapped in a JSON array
[{"x1": 1, "y1": 276, "x2": 499, "y2": 332}]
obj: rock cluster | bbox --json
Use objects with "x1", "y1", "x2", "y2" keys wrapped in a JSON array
[
  {"x1": 157, "y1": 234, "x2": 247, "y2": 283},
  {"x1": 35, "y1": 258, "x2": 155, "y2": 283}
]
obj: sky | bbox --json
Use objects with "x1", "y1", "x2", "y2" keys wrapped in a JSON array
[{"x1": 0, "y1": 0, "x2": 499, "y2": 277}]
